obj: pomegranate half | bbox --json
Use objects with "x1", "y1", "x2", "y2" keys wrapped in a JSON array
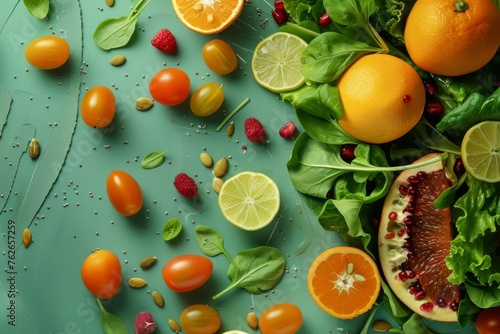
[{"x1": 378, "y1": 153, "x2": 461, "y2": 322}]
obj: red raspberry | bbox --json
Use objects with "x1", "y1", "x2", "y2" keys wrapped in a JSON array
[
  {"x1": 244, "y1": 118, "x2": 266, "y2": 143},
  {"x1": 151, "y1": 28, "x2": 177, "y2": 54},
  {"x1": 173, "y1": 173, "x2": 198, "y2": 198}
]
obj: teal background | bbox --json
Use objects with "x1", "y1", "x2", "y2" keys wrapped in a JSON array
[{"x1": 0, "y1": 0, "x2": 478, "y2": 333}]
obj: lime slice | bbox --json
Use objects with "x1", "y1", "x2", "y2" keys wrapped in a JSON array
[
  {"x1": 218, "y1": 171, "x2": 280, "y2": 231},
  {"x1": 461, "y1": 121, "x2": 500, "y2": 183},
  {"x1": 251, "y1": 32, "x2": 307, "y2": 93}
]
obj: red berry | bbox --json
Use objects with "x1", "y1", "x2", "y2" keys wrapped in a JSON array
[
  {"x1": 244, "y1": 118, "x2": 266, "y2": 143},
  {"x1": 151, "y1": 28, "x2": 177, "y2": 54},
  {"x1": 272, "y1": 8, "x2": 288, "y2": 25},
  {"x1": 318, "y1": 12, "x2": 332, "y2": 26},
  {"x1": 173, "y1": 173, "x2": 198, "y2": 198},
  {"x1": 279, "y1": 121, "x2": 296, "y2": 138},
  {"x1": 340, "y1": 144, "x2": 357, "y2": 163}
]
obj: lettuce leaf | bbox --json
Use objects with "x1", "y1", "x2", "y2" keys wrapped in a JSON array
[{"x1": 375, "y1": 0, "x2": 416, "y2": 42}]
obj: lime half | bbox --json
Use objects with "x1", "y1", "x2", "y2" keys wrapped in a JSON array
[
  {"x1": 251, "y1": 32, "x2": 307, "y2": 93},
  {"x1": 218, "y1": 171, "x2": 280, "y2": 231},
  {"x1": 461, "y1": 121, "x2": 500, "y2": 183}
]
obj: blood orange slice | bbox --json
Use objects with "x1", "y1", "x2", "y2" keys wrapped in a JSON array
[{"x1": 379, "y1": 153, "x2": 461, "y2": 322}]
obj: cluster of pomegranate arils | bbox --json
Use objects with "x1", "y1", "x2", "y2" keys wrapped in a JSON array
[
  {"x1": 272, "y1": 1, "x2": 333, "y2": 26},
  {"x1": 384, "y1": 172, "x2": 459, "y2": 313},
  {"x1": 423, "y1": 79, "x2": 444, "y2": 119}
]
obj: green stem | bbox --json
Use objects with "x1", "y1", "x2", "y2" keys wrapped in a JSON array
[
  {"x1": 128, "y1": 0, "x2": 151, "y2": 20},
  {"x1": 216, "y1": 98, "x2": 250, "y2": 132},
  {"x1": 454, "y1": 0, "x2": 469, "y2": 12},
  {"x1": 222, "y1": 249, "x2": 237, "y2": 269},
  {"x1": 367, "y1": 23, "x2": 389, "y2": 53},
  {"x1": 212, "y1": 282, "x2": 236, "y2": 300}
]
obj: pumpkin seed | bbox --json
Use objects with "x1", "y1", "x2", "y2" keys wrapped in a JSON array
[
  {"x1": 152, "y1": 290, "x2": 164, "y2": 308},
  {"x1": 246, "y1": 312, "x2": 258, "y2": 330},
  {"x1": 212, "y1": 177, "x2": 224, "y2": 194},
  {"x1": 226, "y1": 121, "x2": 235, "y2": 137},
  {"x1": 200, "y1": 152, "x2": 213, "y2": 167},
  {"x1": 135, "y1": 97, "x2": 154, "y2": 111},
  {"x1": 109, "y1": 54, "x2": 126, "y2": 66},
  {"x1": 28, "y1": 138, "x2": 40, "y2": 159},
  {"x1": 140, "y1": 256, "x2": 157, "y2": 270},
  {"x1": 105, "y1": 0, "x2": 115, "y2": 6},
  {"x1": 213, "y1": 157, "x2": 228, "y2": 178},
  {"x1": 128, "y1": 277, "x2": 147, "y2": 288},
  {"x1": 168, "y1": 318, "x2": 181, "y2": 332},
  {"x1": 22, "y1": 228, "x2": 32, "y2": 248},
  {"x1": 372, "y1": 320, "x2": 392, "y2": 332}
]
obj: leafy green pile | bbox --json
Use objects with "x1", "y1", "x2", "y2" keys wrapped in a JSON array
[{"x1": 280, "y1": 0, "x2": 500, "y2": 331}]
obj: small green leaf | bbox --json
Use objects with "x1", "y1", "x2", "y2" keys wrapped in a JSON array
[
  {"x1": 96, "y1": 298, "x2": 129, "y2": 334},
  {"x1": 162, "y1": 218, "x2": 182, "y2": 241},
  {"x1": 141, "y1": 149, "x2": 168, "y2": 169},
  {"x1": 23, "y1": 0, "x2": 49, "y2": 19},
  {"x1": 194, "y1": 225, "x2": 235, "y2": 266}
]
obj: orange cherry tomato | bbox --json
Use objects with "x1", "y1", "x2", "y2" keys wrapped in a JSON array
[
  {"x1": 149, "y1": 68, "x2": 190, "y2": 106},
  {"x1": 24, "y1": 36, "x2": 70, "y2": 70},
  {"x1": 81, "y1": 249, "x2": 122, "y2": 299},
  {"x1": 180, "y1": 304, "x2": 221, "y2": 334},
  {"x1": 162, "y1": 254, "x2": 213, "y2": 292},
  {"x1": 476, "y1": 306, "x2": 500, "y2": 334},
  {"x1": 106, "y1": 170, "x2": 143, "y2": 216},
  {"x1": 259, "y1": 303, "x2": 303, "y2": 334},
  {"x1": 189, "y1": 82, "x2": 224, "y2": 117},
  {"x1": 81, "y1": 86, "x2": 116, "y2": 128},
  {"x1": 202, "y1": 39, "x2": 238, "y2": 75}
]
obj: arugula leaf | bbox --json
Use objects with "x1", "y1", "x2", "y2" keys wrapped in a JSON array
[
  {"x1": 93, "y1": 0, "x2": 151, "y2": 50},
  {"x1": 212, "y1": 246, "x2": 285, "y2": 300},
  {"x1": 141, "y1": 149, "x2": 168, "y2": 169},
  {"x1": 162, "y1": 218, "x2": 182, "y2": 241},
  {"x1": 96, "y1": 298, "x2": 129, "y2": 334},
  {"x1": 23, "y1": 0, "x2": 49, "y2": 19}
]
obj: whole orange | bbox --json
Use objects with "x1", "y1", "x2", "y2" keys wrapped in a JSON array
[
  {"x1": 404, "y1": 0, "x2": 500, "y2": 76},
  {"x1": 81, "y1": 249, "x2": 122, "y2": 299},
  {"x1": 336, "y1": 54, "x2": 425, "y2": 144}
]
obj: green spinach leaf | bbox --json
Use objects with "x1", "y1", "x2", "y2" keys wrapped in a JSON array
[
  {"x1": 212, "y1": 246, "x2": 285, "y2": 300},
  {"x1": 23, "y1": 0, "x2": 49, "y2": 19},
  {"x1": 162, "y1": 218, "x2": 182, "y2": 241},
  {"x1": 141, "y1": 149, "x2": 168, "y2": 169},
  {"x1": 93, "y1": 0, "x2": 151, "y2": 50},
  {"x1": 96, "y1": 298, "x2": 129, "y2": 334},
  {"x1": 194, "y1": 225, "x2": 235, "y2": 266}
]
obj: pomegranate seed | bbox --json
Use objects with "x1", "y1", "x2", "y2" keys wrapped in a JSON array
[
  {"x1": 398, "y1": 185, "x2": 408, "y2": 196},
  {"x1": 279, "y1": 121, "x2": 296, "y2": 138},
  {"x1": 403, "y1": 241, "x2": 410, "y2": 248},
  {"x1": 450, "y1": 302, "x2": 459, "y2": 311},
  {"x1": 423, "y1": 80, "x2": 438, "y2": 95},
  {"x1": 403, "y1": 216, "x2": 413, "y2": 224},
  {"x1": 407, "y1": 175, "x2": 419, "y2": 184},
  {"x1": 272, "y1": 8, "x2": 288, "y2": 25},
  {"x1": 416, "y1": 171, "x2": 427, "y2": 180},
  {"x1": 453, "y1": 158, "x2": 465, "y2": 177},
  {"x1": 388, "y1": 211, "x2": 398, "y2": 221},
  {"x1": 407, "y1": 194, "x2": 415, "y2": 203},
  {"x1": 407, "y1": 270, "x2": 416, "y2": 279},
  {"x1": 318, "y1": 12, "x2": 332, "y2": 26},
  {"x1": 437, "y1": 298, "x2": 447, "y2": 308},
  {"x1": 402, "y1": 95, "x2": 412, "y2": 103},
  {"x1": 425, "y1": 100, "x2": 444, "y2": 117},
  {"x1": 414, "y1": 290, "x2": 426, "y2": 300},
  {"x1": 340, "y1": 144, "x2": 357, "y2": 163},
  {"x1": 409, "y1": 286, "x2": 417, "y2": 295},
  {"x1": 420, "y1": 302, "x2": 434, "y2": 312},
  {"x1": 397, "y1": 230, "x2": 406, "y2": 237},
  {"x1": 407, "y1": 251, "x2": 414, "y2": 259},
  {"x1": 408, "y1": 184, "x2": 417, "y2": 194},
  {"x1": 274, "y1": 0, "x2": 285, "y2": 9},
  {"x1": 384, "y1": 231, "x2": 395, "y2": 239},
  {"x1": 398, "y1": 271, "x2": 408, "y2": 282}
]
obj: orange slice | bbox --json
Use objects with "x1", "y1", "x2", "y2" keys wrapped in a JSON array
[
  {"x1": 307, "y1": 246, "x2": 381, "y2": 319},
  {"x1": 172, "y1": 0, "x2": 245, "y2": 34}
]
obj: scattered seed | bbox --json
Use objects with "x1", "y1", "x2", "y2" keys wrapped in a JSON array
[
  {"x1": 246, "y1": 311, "x2": 258, "y2": 330},
  {"x1": 212, "y1": 177, "x2": 224, "y2": 194},
  {"x1": 135, "y1": 97, "x2": 154, "y2": 111},
  {"x1": 109, "y1": 54, "x2": 126, "y2": 66},
  {"x1": 213, "y1": 157, "x2": 228, "y2": 178},
  {"x1": 226, "y1": 121, "x2": 235, "y2": 137},
  {"x1": 22, "y1": 228, "x2": 32, "y2": 248},
  {"x1": 28, "y1": 138, "x2": 40, "y2": 159},
  {"x1": 372, "y1": 320, "x2": 392, "y2": 332},
  {"x1": 152, "y1": 290, "x2": 164, "y2": 308},
  {"x1": 200, "y1": 152, "x2": 213, "y2": 167},
  {"x1": 346, "y1": 262, "x2": 354, "y2": 275},
  {"x1": 354, "y1": 273, "x2": 366, "y2": 282},
  {"x1": 128, "y1": 277, "x2": 147, "y2": 288},
  {"x1": 140, "y1": 256, "x2": 157, "y2": 270},
  {"x1": 168, "y1": 318, "x2": 181, "y2": 332}
]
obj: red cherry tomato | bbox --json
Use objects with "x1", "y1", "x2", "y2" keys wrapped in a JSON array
[
  {"x1": 476, "y1": 306, "x2": 500, "y2": 334},
  {"x1": 81, "y1": 86, "x2": 116, "y2": 128},
  {"x1": 259, "y1": 303, "x2": 303, "y2": 334},
  {"x1": 180, "y1": 304, "x2": 221, "y2": 334},
  {"x1": 25, "y1": 36, "x2": 70, "y2": 70},
  {"x1": 81, "y1": 249, "x2": 122, "y2": 299},
  {"x1": 106, "y1": 170, "x2": 143, "y2": 216},
  {"x1": 190, "y1": 82, "x2": 224, "y2": 117},
  {"x1": 202, "y1": 39, "x2": 238, "y2": 75},
  {"x1": 162, "y1": 254, "x2": 213, "y2": 292},
  {"x1": 149, "y1": 68, "x2": 190, "y2": 106}
]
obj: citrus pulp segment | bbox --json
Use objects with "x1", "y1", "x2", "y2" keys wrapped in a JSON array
[
  {"x1": 171, "y1": 0, "x2": 245, "y2": 34},
  {"x1": 461, "y1": 121, "x2": 500, "y2": 183},
  {"x1": 218, "y1": 171, "x2": 280, "y2": 231},
  {"x1": 307, "y1": 246, "x2": 381, "y2": 319},
  {"x1": 251, "y1": 32, "x2": 308, "y2": 93}
]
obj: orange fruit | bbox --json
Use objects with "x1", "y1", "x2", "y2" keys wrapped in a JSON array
[
  {"x1": 172, "y1": 0, "x2": 245, "y2": 34},
  {"x1": 307, "y1": 246, "x2": 381, "y2": 319},
  {"x1": 404, "y1": 0, "x2": 500, "y2": 77},
  {"x1": 336, "y1": 53, "x2": 425, "y2": 144}
]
